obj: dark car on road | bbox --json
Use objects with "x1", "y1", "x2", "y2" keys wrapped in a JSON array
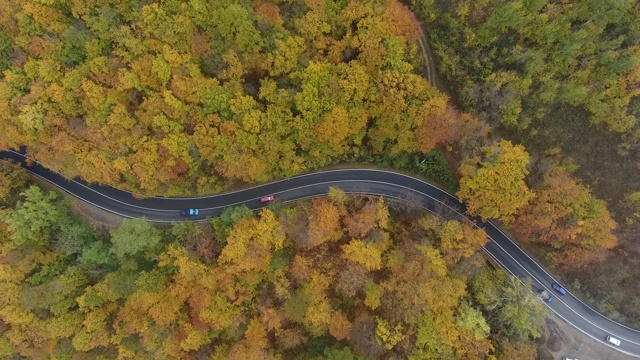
[
  {"x1": 179, "y1": 208, "x2": 199, "y2": 216},
  {"x1": 539, "y1": 289, "x2": 552, "y2": 302},
  {"x1": 552, "y1": 282, "x2": 567, "y2": 295}
]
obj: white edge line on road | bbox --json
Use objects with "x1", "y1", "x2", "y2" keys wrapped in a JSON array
[
  {"x1": 482, "y1": 247, "x2": 640, "y2": 357},
  {"x1": 261, "y1": 179, "x2": 640, "y2": 350},
  {"x1": 310, "y1": 181, "x2": 640, "y2": 352},
  {"x1": 322, "y1": 188, "x2": 640, "y2": 356},
  {"x1": 486, "y1": 218, "x2": 640, "y2": 336},
  {"x1": 28, "y1": 172, "x2": 135, "y2": 220},
  {"x1": 7, "y1": 151, "x2": 640, "y2": 353}
]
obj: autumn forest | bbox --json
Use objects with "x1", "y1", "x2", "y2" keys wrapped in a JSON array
[{"x1": 0, "y1": 0, "x2": 638, "y2": 358}]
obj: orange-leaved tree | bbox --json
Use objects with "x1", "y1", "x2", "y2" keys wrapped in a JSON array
[
  {"x1": 305, "y1": 198, "x2": 345, "y2": 248},
  {"x1": 512, "y1": 168, "x2": 617, "y2": 266}
]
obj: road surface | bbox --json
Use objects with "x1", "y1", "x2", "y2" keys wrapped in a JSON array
[{"x1": 1, "y1": 148, "x2": 638, "y2": 358}]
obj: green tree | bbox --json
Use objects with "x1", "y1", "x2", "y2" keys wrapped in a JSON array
[
  {"x1": 54, "y1": 223, "x2": 101, "y2": 256},
  {"x1": 323, "y1": 346, "x2": 360, "y2": 360},
  {"x1": 5, "y1": 186, "x2": 68, "y2": 247},
  {"x1": 266, "y1": 35, "x2": 306, "y2": 77},
  {"x1": 0, "y1": 29, "x2": 12, "y2": 73},
  {"x1": 327, "y1": 186, "x2": 348, "y2": 205},
  {"x1": 426, "y1": 0, "x2": 640, "y2": 132},
  {"x1": 78, "y1": 241, "x2": 117, "y2": 269},
  {"x1": 219, "y1": 204, "x2": 254, "y2": 227},
  {"x1": 57, "y1": 25, "x2": 90, "y2": 65},
  {"x1": 364, "y1": 280, "x2": 383, "y2": 310},
  {"x1": 622, "y1": 191, "x2": 640, "y2": 225},
  {"x1": 412, "y1": 312, "x2": 455, "y2": 359},
  {"x1": 455, "y1": 301, "x2": 490, "y2": 340},
  {"x1": 472, "y1": 267, "x2": 546, "y2": 340},
  {"x1": 109, "y1": 217, "x2": 163, "y2": 259},
  {"x1": 213, "y1": 4, "x2": 264, "y2": 53}
]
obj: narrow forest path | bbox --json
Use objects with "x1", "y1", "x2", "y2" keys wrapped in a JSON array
[
  {"x1": 416, "y1": 21, "x2": 449, "y2": 95},
  {"x1": 413, "y1": 20, "x2": 640, "y2": 359},
  {"x1": 417, "y1": 22, "x2": 437, "y2": 88}
]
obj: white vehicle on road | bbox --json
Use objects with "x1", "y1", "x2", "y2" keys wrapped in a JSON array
[{"x1": 606, "y1": 336, "x2": 621, "y2": 346}]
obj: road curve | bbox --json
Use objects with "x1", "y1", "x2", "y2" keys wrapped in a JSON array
[{"x1": 1, "y1": 148, "x2": 639, "y2": 357}]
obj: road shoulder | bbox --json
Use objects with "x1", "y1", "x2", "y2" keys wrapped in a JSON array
[{"x1": 545, "y1": 313, "x2": 634, "y2": 360}]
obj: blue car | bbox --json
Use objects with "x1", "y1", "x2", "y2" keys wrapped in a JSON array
[
  {"x1": 552, "y1": 282, "x2": 567, "y2": 295},
  {"x1": 179, "y1": 208, "x2": 199, "y2": 217}
]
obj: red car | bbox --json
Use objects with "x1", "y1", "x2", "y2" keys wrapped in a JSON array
[{"x1": 260, "y1": 195, "x2": 275, "y2": 203}]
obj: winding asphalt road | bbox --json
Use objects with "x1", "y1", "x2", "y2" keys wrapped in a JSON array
[{"x1": 1, "y1": 148, "x2": 638, "y2": 357}]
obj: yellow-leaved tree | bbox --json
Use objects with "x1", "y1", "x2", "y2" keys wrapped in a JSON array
[
  {"x1": 457, "y1": 140, "x2": 534, "y2": 223},
  {"x1": 219, "y1": 208, "x2": 285, "y2": 276}
]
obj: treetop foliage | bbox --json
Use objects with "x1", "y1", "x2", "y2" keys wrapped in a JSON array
[
  {"x1": 457, "y1": 140, "x2": 534, "y2": 223},
  {"x1": 0, "y1": 0, "x2": 469, "y2": 196},
  {"x1": 0, "y1": 0, "x2": 626, "y2": 355},
  {"x1": 420, "y1": 0, "x2": 640, "y2": 132},
  {"x1": 512, "y1": 168, "x2": 617, "y2": 266},
  {"x1": 0, "y1": 186, "x2": 544, "y2": 359}
]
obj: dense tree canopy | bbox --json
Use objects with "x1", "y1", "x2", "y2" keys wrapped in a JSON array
[
  {"x1": 0, "y1": 0, "x2": 466, "y2": 196},
  {"x1": 513, "y1": 168, "x2": 617, "y2": 265},
  {"x1": 0, "y1": 0, "x2": 628, "y2": 355},
  {"x1": 419, "y1": 0, "x2": 640, "y2": 132},
  {"x1": 4, "y1": 185, "x2": 69, "y2": 247},
  {"x1": 0, "y1": 161, "x2": 28, "y2": 204},
  {"x1": 0, "y1": 181, "x2": 545, "y2": 358},
  {"x1": 471, "y1": 267, "x2": 546, "y2": 340},
  {"x1": 109, "y1": 217, "x2": 163, "y2": 260},
  {"x1": 408, "y1": 0, "x2": 631, "y2": 329}
]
